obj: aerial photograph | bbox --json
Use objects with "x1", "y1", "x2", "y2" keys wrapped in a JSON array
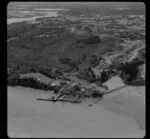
[{"x1": 7, "y1": 2, "x2": 145, "y2": 138}]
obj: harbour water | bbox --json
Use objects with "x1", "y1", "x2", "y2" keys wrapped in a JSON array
[{"x1": 7, "y1": 85, "x2": 145, "y2": 138}]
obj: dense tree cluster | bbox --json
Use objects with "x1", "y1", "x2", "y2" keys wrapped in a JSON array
[
  {"x1": 7, "y1": 75, "x2": 62, "y2": 92},
  {"x1": 118, "y1": 60, "x2": 145, "y2": 86},
  {"x1": 8, "y1": 76, "x2": 51, "y2": 90},
  {"x1": 100, "y1": 70, "x2": 110, "y2": 83},
  {"x1": 118, "y1": 61, "x2": 143, "y2": 81},
  {"x1": 77, "y1": 36, "x2": 101, "y2": 45}
]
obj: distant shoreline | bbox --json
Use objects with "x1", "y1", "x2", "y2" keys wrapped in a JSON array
[{"x1": 7, "y1": 8, "x2": 68, "y2": 24}]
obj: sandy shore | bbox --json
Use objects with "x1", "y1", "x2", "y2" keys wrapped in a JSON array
[{"x1": 7, "y1": 83, "x2": 145, "y2": 138}]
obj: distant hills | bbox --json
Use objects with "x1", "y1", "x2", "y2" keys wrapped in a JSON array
[{"x1": 8, "y1": 2, "x2": 145, "y2": 15}]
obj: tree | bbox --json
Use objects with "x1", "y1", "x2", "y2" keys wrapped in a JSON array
[
  {"x1": 82, "y1": 54, "x2": 86, "y2": 61},
  {"x1": 101, "y1": 71, "x2": 109, "y2": 83}
]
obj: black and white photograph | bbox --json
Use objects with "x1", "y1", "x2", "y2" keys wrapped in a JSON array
[{"x1": 7, "y1": 2, "x2": 145, "y2": 138}]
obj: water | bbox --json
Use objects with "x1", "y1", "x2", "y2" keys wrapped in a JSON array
[
  {"x1": 7, "y1": 12, "x2": 58, "y2": 24},
  {"x1": 7, "y1": 8, "x2": 67, "y2": 24},
  {"x1": 7, "y1": 86, "x2": 145, "y2": 138},
  {"x1": 35, "y1": 8, "x2": 68, "y2": 11}
]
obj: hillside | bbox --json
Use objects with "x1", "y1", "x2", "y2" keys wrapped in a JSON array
[
  {"x1": 7, "y1": 3, "x2": 146, "y2": 138},
  {"x1": 7, "y1": 22, "x2": 119, "y2": 73},
  {"x1": 7, "y1": 3, "x2": 145, "y2": 87}
]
